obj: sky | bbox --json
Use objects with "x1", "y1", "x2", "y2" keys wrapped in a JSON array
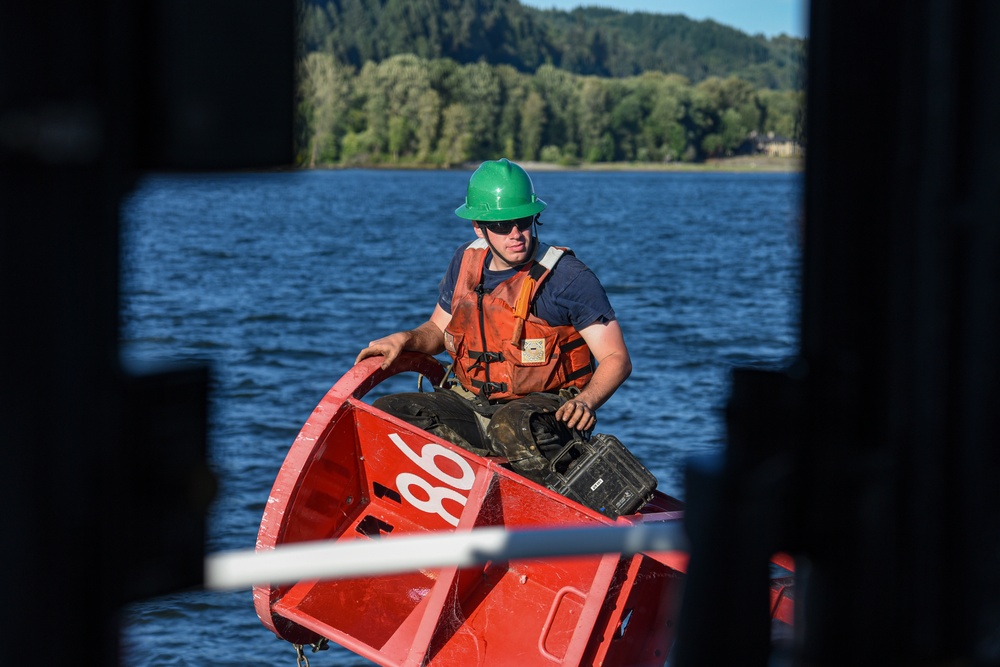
[{"x1": 519, "y1": 0, "x2": 807, "y2": 39}]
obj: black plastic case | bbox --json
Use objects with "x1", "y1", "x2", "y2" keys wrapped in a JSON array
[{"x1": 543, "y1": 434, "x2": 657, "y2": 518}]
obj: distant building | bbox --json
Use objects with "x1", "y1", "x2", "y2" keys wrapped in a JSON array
[{"x1": 753, "y1": 131, "x2": 803, "y2": 157}]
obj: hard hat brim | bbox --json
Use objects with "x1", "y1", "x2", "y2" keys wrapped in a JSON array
[{"x1": 454, "y1": 198, "x2": 547, "y2": 221}]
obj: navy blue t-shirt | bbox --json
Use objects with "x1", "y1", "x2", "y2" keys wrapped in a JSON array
[{"x1": 437, "y1": 240, "x2": 616, "y2": 330}]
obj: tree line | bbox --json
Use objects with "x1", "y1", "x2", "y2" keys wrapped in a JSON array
[
  {"x1": 297, "y1": 53, "x2": 805, "y2": 167},
  {"x1": 300, "y1": 0, "x2": 805, "y2": 91}
]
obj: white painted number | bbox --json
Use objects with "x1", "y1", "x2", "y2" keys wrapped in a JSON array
[
  {"x1": 389, "y1": 433, "x2": 475, "y2": 526},
  {"x1": 388, "y1": 434, "x2": 475, "y2": 490},
  {"x1": 395, "y1": 473, "x2": 467, "y2": 527}
]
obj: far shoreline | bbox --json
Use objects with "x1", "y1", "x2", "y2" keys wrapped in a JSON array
[
  {"x1": 520, "y1": 155, "x2": 802, "y2": 173},
  {"x1": 296, "y1": 155, "x2": 803, "y2": 174}
]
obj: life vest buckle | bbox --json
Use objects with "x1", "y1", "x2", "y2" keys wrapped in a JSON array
[
  {"x1": 479, "y1": 381, "x2": 508, "y2": 396},
  {"x1": 467, "y1": 350, "x2": 505, "y2": 373}
]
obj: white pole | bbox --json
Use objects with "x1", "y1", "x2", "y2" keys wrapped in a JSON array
[{"x1": 205, "y1": 522, "x2": 688, "y2": 591}]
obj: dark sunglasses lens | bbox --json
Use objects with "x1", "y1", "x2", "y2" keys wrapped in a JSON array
[{"x1": 487, "y1": 218, "x2": 532, "y2": 234}]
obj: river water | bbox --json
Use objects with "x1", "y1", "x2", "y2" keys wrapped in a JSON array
[{"x1": 119, "y1": 168, "x2": 802, "y2": 666}]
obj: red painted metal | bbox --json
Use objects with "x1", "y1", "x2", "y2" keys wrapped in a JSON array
[{"x1": 254, "y1": 352, "x2": 794, "y2": 665}]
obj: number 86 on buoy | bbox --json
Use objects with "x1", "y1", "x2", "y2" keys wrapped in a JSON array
[{"x1": 389, "y1": 433, "x2": 476, "y2": 527}]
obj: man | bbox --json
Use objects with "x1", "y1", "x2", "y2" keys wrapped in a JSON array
[{"x1": 356, "y1": 158, "x2": 631, "y2": 484}]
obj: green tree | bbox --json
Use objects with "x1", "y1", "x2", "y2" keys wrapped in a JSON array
[
  {"x1": 683, "y1": 85, "x2": 717, "y2": 160},
  {"x1": 495, "y1": 65, "x2": 528, "y2": 160},
  {"x1": 519, "y1": 90, "x2": 547, "y2": 161},
  {"x1": 756, "y1": 88, "x2": 802, "y2": 141},
  {"x1": 610, "y1": 79, "x2": 649, "y2": 161},
  {"x1": 438, "y1": 103, "x2": 473, "y2": 166},
  {"x1": 340, "y1": 129, "x2": 379, "y2": 164},
  {"x1": 533, "y1": 64, "x2": 578, "y2": 153},
  {"x1": 451, "y1": 62, "x2": 503, "y2": 159},
  {"x1": 298, "y1": 52, "x2": 354, "y2": 166},
  {"x1": 355, "y1": 54, "x2": 434, "y2": 162},
  {"x1": 696, "y1": 76, "x2": 760, "y2": 153},
  {"x1": 642, "y1": 73, "x2": 690, "y2": 161},
  {"x1": 354, "y1": 61, "x2": 388, "y2": 161},
  {"x1": 388, "y1": 116, "x2": 411, "y2": 161},
  {"x1": 415, "y1": 88, "x2": 443, "y2": 163},
  {"x1": 578, "y1": 78, "x2": 614, "y2": 162},
  {"x1": 298, "y1": 2, "x2": 331, "y2": 55}
]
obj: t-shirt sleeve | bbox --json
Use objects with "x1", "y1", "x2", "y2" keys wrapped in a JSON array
[
  {"x1": 539, "y1": 255, "x2": 616, "y2": 330},
  {"x1": 437, "y1": 242, "x2": 471, "y2": 314}
]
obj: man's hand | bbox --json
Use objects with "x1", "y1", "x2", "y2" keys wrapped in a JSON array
[
  {"x1": 355, "y1": 308, "x2": 451, "y2": 370},
  {"x1": 555, "y1": 398, "x2": 596, "y2": 432},
  {"x1": 355, "y1": 331, "x2": 409, "y2": 370},
  {"x1": 552, "y1": 320, "x2": 632, "y2": 434}
]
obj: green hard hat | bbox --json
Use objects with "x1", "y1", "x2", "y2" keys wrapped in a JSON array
[{"x1": 455, "y1": 158, "x2": 547, "y2": 221}]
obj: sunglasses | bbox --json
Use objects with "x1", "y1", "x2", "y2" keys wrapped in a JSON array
[{"x1": 481, "y1": 217, "x2": 534, "y2": 235}]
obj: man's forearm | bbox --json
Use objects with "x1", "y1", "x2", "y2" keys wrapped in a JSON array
[
  {"x1": 576, "y1": 352, "x2": 632, "y2": 411},
  {"x1": 403, "y1": 319, "x2": 447, "y2": 355},
  {"x1": 554, "y1": 351, "x2": 631, "y2": 431}
]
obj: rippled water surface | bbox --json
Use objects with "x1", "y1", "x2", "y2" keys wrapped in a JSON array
[{"x1": 120, "y1": 168, "x2": 802, "y2": 666}]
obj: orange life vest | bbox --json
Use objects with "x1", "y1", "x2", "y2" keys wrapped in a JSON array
[{"x1": 443, "y1": 240, "x2": 595, "y2": 401}]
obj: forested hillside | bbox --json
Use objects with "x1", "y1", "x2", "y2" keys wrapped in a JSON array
[
  {"x1": 296, "y1": 0, "x2": 806, "y2": 167},
  {"x1": 300, "y1": 0, "x2": 805, "y2": 90}
]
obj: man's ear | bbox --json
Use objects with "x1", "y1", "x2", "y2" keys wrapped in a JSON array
[{"x1": 473, "y1": 223, "x2": 485, "y2": 239}]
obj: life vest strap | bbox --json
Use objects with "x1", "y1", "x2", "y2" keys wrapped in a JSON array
[
  {"x1": 472, "y1": 379, "x2": 509, "y2": 396},
  {"x1": 466, "y1": 350, "x2": 505, "y2": 375},
  {"x1": 469, "y1": 350, "x2": 505, "y2": 363}
]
